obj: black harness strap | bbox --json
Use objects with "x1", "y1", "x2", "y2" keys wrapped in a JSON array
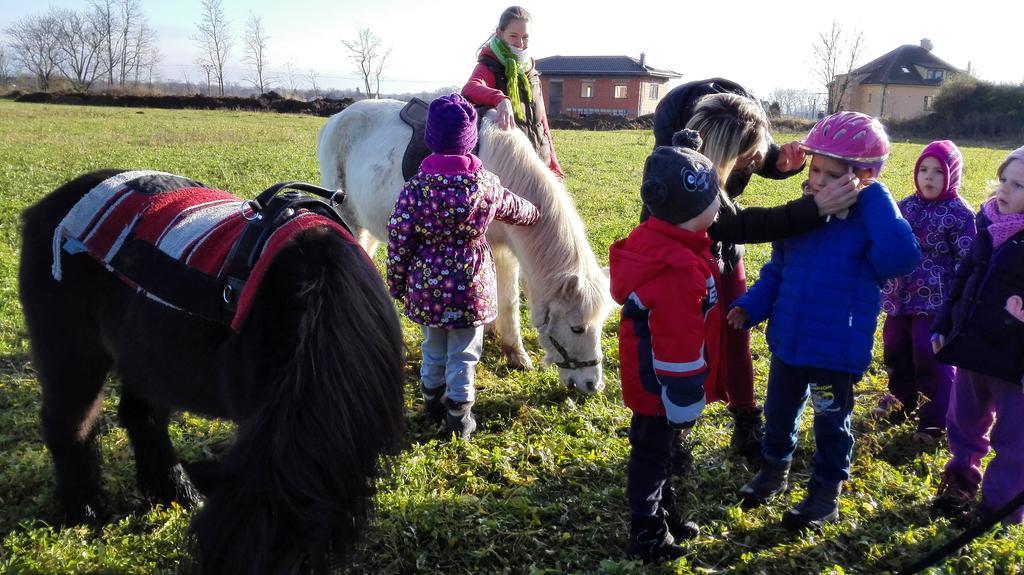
[{"x1": 220, "y1": 182, "x2": 349, "y2": 322}]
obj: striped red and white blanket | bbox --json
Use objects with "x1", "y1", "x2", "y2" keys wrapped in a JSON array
[{"x1": 52, "y1": 170, "x2": 351, "y2": 331}]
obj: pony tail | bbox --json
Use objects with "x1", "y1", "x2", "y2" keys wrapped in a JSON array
[{"x1": 191, "y1": 228, "x2": 405, "y2": 574}]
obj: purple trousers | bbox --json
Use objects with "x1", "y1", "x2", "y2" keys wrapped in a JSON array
[
  {"x1": 945, "y1": 368, "x2": 1024, "y2": 524},
  {"x1": 882, "y1": 314, "x2": 954, "y2": 433}
]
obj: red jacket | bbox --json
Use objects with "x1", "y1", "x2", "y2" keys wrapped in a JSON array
[
  {"x1": 461, "y1": 47, "x2": 563, "y2": 178},
  {"x1": 609, "y1": 217, "x2": 725, "y2": 422}
]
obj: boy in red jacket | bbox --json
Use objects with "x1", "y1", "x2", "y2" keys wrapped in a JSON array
[{"x1": 609, "y1": 129, "x2": 725, "y2": 562}]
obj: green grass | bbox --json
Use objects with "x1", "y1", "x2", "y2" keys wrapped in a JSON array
[{"x1": 0, "y1": 99, "x2": 1021, "y2": 574}]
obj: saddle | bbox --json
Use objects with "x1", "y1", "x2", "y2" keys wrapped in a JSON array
[
  {"x1": 52, "y1": 171, "x2": 354, "y2": 331},
  {"x1": 400, "y1": 98, "x2": 431, "y2": 181},
  {"x1": 399, "y1": 97, "x2": 487, "y2": 180}
]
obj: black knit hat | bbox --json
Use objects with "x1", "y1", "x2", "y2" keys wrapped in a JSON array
[{"x1": 640, "y1": 130, "x2": 719, "y2": 225}]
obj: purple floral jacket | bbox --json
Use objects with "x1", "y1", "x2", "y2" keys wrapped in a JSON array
[
  {"x1": 882, "y1": 193, "x2": 976, "y2": 316},
  {"x1": 386, "y1": 153, "x2": 540, "y2": 329}
]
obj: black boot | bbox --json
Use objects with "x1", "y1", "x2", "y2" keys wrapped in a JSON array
[
  {"x1": 625, "y1": 515, "x2": 687, "y2": 563},
  {"x1": 730, "y1": 406, "x2": 764, "y2": 463},
  {"x1": 738, "y1": 458, "x2": 790, "y2": 507},
  {"x1": 443, "y1": 398, "x2": 477, "y2": 440},
  {"x1": 669, "y1": 429, "x2": 694, "y2": 477},
  {"x1": 930, "y1": 469, "x2": 977, "y2": 521},
  {"x1": 659, "y1": 484, "x2": 699, "y2": 541},
  {"x1": 421, "y1": 384, "x2": 446, "y2": 424},
  {"x1": 781, "y1": 478, "x2": 842, "y2": 530}
]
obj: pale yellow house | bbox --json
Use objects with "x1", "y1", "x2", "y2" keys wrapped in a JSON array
[{"x1": 833, "y1": 39, "x2": 962, "y2": 120}]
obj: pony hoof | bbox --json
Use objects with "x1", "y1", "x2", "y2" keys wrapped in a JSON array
[
  {"x1": 63, "y1": 502, "x2": 106, "y2": 527},
  {"x1": 504, "y1": 349, "x2": 533, "y2": 371},
  {"x1": 170, "y1": 463, "x2": 204, "y2": 509}
]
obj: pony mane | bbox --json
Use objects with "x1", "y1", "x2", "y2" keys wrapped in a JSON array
[{"x1": 477, "y1": 116, "x2": 611, "y2": 324}]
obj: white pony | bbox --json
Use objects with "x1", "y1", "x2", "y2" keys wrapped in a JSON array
[{"x1": 317, "y1": 99, "x2": 612, "y2": 393}]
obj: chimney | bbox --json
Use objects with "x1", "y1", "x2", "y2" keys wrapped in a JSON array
[
  {"x1": 920, "y1": 38, "x2": 933, "y2": 51},
  {"x1": 639, "y1": 52, "x2": 646, "y2": 67}
]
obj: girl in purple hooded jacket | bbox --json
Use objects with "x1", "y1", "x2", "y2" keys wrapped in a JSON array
[
  {"x1": 386, "y1": 94, "x2": 540, "y2": 440},
  {"x1": 876, "y1": 141, "x2": 976, "y2": 442}
]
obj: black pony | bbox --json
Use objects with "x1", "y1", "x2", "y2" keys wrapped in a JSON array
[{"x1": 18, "y1": 170, "x2": 405, "y2": 574}]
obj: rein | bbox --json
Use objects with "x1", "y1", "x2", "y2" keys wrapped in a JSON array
[{"x1": 897, "y1": 487, "x2": 1024, "y2": 575}]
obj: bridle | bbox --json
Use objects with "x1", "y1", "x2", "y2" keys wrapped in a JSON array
[{"x1": 539, "y1": 313, "x2": 602, "y2": 370}]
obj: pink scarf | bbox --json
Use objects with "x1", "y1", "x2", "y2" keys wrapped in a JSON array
[{"x1": 982, "y1": 198, "x2": 1024, "y2": 249}]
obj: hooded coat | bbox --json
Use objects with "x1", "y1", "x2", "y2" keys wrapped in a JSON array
[
  {"x1": 882, "y1": 142, "x2": 976, "y2": 316},
  {"x1": 735, "y1": 182, "x2": 921, "y2": 375},
  {"x1": 386, "y1": 154, "x2": 539, "y2": 329},
  {"x1": 609, "y1": 217, "x2": 725, "y2": 424}
]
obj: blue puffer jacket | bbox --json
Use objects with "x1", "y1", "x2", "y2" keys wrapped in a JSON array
[{"x1": 735, "y1": 182, "x2": 921, "y2": 375}]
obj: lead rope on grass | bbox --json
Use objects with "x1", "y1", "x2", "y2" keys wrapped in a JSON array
[{"x1": 897, "y1": 487, "x2": 1024, "y2": 575}]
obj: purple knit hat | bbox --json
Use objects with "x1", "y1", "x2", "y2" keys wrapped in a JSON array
[
  {"x1": 914, "y1": 140, "x2": 962, "y2": 201},
  {"x1": 425, "y1": 94, "x2": 478, "y2": 155}
]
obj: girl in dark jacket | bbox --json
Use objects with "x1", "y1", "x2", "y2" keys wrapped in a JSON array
[
  {"x1": 649, "y1": 79, "x2": 861, "y2": 461},
  {"x1": 931, "y1": 146, "x2": 1024, "y2": 526}
]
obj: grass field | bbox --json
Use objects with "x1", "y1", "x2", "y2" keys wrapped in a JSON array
[{"x1": 0, "y1": 99, "x2": 1022, "y2": 574}]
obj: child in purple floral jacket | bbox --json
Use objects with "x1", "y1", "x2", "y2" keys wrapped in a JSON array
[
  {"x1": 386, "y1": 93, "x2": 540, "y2": 439},
  {"x1": 877, "y1": 141, "x2": 976, "y2": 442}
]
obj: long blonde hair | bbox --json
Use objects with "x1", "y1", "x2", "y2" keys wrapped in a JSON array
[{"x1": 685, "y1": 93, "x2": 770, "y2": 183}]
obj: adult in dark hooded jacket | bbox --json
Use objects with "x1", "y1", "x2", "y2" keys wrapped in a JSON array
[{"x1": 648, "y1": 78, "x2": 862, "y2": 461}]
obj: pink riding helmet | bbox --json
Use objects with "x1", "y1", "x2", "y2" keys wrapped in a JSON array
[{"x1": 800, "y1": 111, "x2": 890, "y2": 178}]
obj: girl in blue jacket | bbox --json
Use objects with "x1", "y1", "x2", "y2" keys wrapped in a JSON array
[{"x1": 727, "y1": 112, "x2": 921, "y2": 530}]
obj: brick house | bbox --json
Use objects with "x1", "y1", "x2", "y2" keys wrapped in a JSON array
[
  {"x1": 534, "y1": 54, "x2": 681, "y2": 119},
  {"x1": 833, "y1": 39, "x2": 963, "y2": 120}
]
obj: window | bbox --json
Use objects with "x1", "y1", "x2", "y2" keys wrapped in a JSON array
[
  {"x1": 926, "y1": 69, "x2": 944, "y2": 80},
  {"x1": 614, "y1": 84, "x2": 628, "y2": 99},
  {"x1": 581, "y1": 81, "x2": 594, "y2": 98},
  {"x1": 648, "y1": 84, "x2": 659, "y2": 99},
  {"x1": 924, "y1": 96, "x2": 933, "y2": 111},
  {"x1": 867, "y1": 93, "x2": 872, "y2": 103}
]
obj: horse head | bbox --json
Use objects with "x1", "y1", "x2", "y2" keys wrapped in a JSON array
[{"x1": 530, "y1": 270, "x2": 613, "y2": 394}]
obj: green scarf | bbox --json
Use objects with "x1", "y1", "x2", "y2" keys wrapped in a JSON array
[{"x1": 488, "y1": 35, "x2": 532, "y2": 123}]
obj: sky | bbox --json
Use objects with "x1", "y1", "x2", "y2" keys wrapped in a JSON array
[{"x1": 1, "y1": 0, "x2": 1021, "y2": 99}]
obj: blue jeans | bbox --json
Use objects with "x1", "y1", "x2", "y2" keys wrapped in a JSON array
[
  {"x1": 762, "y1": 356, "x2": 858, "y2": 483},
  {"x1": 420, "y1": 325, "x2": 484, "y2": 404}
]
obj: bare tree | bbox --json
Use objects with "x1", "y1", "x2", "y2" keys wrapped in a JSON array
[
  {"x1": 342, "y1": 28, "x2": 390, "y2": 98},
  {"x1": 52, "y1": 8, "x2": 104, "y2": 91},
  {"x1": 809, "y1": 20, "x2": 866, "y2": 114},
  {"x1": 282, "y1": 61, "x2": 299, "y2": 97},
  {"x1": 88, "y1": 0, "x2": 155, "y2": 89},
  {"x1": 90, "y1": 0, "x2": 137, "y2": 87},
  {"x1": 194, "y1": 0, "x2": 232, "y2": 96},
  {"x1": 373, "y1": 45, "x2": 392, "y2": 99},
  {"x1": 127, "y1": 21, "x2": 160, "y2": 87},
  {"x1": 242, "y1": 13, "x2": 271, "y2": 94},
  {"x1": 6, "y1": 13, "x2": 61, "y2": 91},
  {"x1": 198, "y1": 60, "x2": 214, "y2": 95},
  {"x1": 770, "y1": 87, "x2": 818, "y2": 117},
  {"x1": 0, "y1": 45, "x2": 8, "y2": 86},
  {"x1": 306, "y1": 68, "x2": 321, "y2": 99}
]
